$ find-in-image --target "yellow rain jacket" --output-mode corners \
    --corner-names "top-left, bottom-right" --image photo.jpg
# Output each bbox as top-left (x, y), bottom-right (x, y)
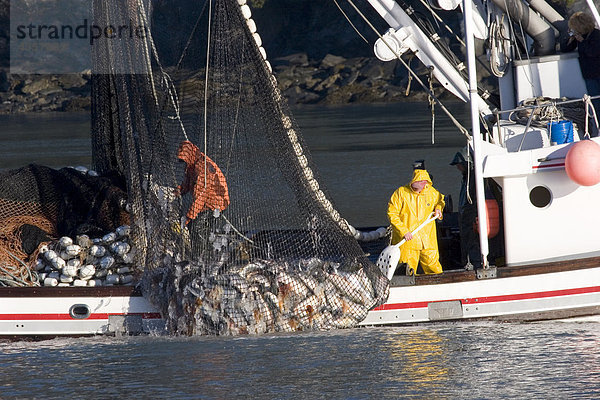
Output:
top-left (387, 169), bottom-right (445, 274)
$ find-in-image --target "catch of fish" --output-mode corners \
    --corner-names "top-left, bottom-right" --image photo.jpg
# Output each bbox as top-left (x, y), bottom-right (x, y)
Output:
top-left (142, 247), bottom-right (389, 335)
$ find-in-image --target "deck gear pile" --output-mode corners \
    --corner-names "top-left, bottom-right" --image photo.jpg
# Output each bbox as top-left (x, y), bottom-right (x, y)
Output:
top-left (89, 0), bottom-right (389, 334)
top-left (0, 165), bottom-right (129, 287)
top-left (34, 226), bottom-right (135, 287)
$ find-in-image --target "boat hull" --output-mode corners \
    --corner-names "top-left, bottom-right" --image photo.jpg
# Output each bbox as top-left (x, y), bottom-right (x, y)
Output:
top-left (361, 265), bottom-right (600, 326)
top-left (3, 264), bottom-right (599, 337)
top-left (0, 287), bottom-right (164, 338)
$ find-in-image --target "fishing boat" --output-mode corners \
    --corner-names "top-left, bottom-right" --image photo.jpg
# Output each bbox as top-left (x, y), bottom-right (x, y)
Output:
top-left (359, 0), bottom-right (600, 325)
top-left (2, 0), bottom-right (600, 338)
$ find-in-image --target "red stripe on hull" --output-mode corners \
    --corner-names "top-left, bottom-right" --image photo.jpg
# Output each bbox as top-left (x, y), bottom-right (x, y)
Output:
top-left (373, 286), bottom-right (600, 311)
top-left (0, 312), bottom-right (162, 321)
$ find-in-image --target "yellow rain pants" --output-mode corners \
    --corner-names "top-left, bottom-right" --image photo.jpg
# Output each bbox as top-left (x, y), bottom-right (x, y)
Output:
top-left (387, 169), bottom-right (445, 274)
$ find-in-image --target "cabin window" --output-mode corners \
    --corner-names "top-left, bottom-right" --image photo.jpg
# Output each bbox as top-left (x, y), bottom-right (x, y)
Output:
top-left (529, 186), bottom-right (552, 208)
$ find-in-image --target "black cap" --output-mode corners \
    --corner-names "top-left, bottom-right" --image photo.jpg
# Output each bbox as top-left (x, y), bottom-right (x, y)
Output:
top-left (412, 159), bottom-right (425, 170)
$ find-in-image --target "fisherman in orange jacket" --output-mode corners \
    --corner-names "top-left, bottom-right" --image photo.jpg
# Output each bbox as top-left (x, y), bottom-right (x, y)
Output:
top-left (176, 140), bottom-right (230, 224)
top-left (387, 168), bottom-right (445, 274)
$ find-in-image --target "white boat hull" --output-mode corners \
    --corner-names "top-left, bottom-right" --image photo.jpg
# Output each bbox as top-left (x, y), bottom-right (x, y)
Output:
top-left (2, 264), bottom-right (599, 338)
top-left (361, 266), bottom-right (600, 325)
top-left (0, 287), bottom-right (163, 337)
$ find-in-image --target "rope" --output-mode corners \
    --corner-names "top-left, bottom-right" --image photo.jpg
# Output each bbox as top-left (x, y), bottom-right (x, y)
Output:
top-left (174, 1), bottom-right (209, 69)
top-left (136, 0), bottom-right (159, 108)
top-left (402, 0), bottom-right (496, 95)
top-left (420, 0), bottom-right (466, 47)
top-left (163, 72), bottom-right (189, 141)
top-left (332, 0), bottom-right (369, 44)
top-left (203, 0), bottom-right (213, 189)
top-left (502, 0), bottom-right (535, 90)
top-left (405, 54), bottom-right (414, 96)
top-left (488, 15), bottom-right (510, 77)
top-left (221, 214), bottom-right (255, 245)
top-left (342, 0), bottom-right (470, 139)
top-left (136, 0), bottom-right (196, 141)
top-left (428, 67), bottom-right (436, 145)
top-left (584, 95), bottom-right (600, 138)
top-left (225, 38), bottom-right (245, 175)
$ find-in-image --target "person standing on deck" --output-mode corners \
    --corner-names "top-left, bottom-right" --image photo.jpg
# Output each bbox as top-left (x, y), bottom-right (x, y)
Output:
top-left (387, 168), bottom-right (445, 275)
top-left (564, 11), bottom-right (600, 132)
top-left (450, 149), bottom-right (481, 270)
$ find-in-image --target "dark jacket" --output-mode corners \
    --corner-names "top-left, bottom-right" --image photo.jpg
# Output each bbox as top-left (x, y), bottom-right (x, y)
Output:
top-left (565, 29), bottom-right (600, 79)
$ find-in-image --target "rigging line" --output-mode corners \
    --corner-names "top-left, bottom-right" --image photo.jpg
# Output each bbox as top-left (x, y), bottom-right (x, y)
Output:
top-left (225, 34), bottom-right (244, 175)
top-left (332, 0), bottom-right (369, 44)
top-left (500, 0), bottom-right (531, 80)
top-left (135, 1), bottom-right (159, 108)
top-left (175, 0), bottom-right (210, 70)
top-left (465, 144), bottom-right (473, 205)
top-left (425, 0), bottom-right (442, 29)
top-left (137, 2), bottom-right (187, 137)
top-left (221, 213), bottom-right (254, 244)
top-left (428, 67), bottom-right (435, 145)
top-left (136, 6), bottom-right (186, 131)
top-left (407, 4), bottom-right (494, 101)
top-left (405, 54), bottom-right (414, 96)
top-left (136, 0), bottom-right (189, 140)
top-left (418, 0), bottom-right (465, 47)
top-left (164, 0), bottom-right (209, 142)
top-left (516, 18), bottom-right (535, 89)
top-left (404, 6), bottom-right (463, 67)
top-left (342, 0), bottom-right (470, 138)
top-left (163, 72), bottom-right (189, 140)
top-left (500, 0), bottom-right (518, 55)
top-left (137, 1), bottom-right (212, 150)
top-left (417, 0), bottom-right (497, 80)
top-left (203, 0), bottom-right (213, 189)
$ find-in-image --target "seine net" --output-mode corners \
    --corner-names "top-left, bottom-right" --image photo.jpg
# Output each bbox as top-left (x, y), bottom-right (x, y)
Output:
top-left (91, 0), bottom-right (389, 335)
top-left (0, 164), bottom-right (129, 286)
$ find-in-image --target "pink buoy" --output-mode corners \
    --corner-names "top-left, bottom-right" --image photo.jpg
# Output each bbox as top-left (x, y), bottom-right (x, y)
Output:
top-left (565, 140), bottom-right (600, 186)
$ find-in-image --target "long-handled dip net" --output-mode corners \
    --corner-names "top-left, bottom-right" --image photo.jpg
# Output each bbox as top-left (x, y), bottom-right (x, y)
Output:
top-left (91, 0), bottom-right (389, 335)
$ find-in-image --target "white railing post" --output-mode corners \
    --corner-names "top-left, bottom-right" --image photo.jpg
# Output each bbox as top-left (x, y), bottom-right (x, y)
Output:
top-left (463, 0), bottom-right (490, 268)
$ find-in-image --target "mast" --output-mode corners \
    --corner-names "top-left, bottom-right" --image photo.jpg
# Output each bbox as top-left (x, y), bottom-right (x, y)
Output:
top-left (463, 0), bottom-right (489, 268)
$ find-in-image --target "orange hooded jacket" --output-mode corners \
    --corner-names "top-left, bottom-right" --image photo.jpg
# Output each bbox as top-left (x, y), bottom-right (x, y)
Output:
top-left (177, 140), bottom-right (230, 222)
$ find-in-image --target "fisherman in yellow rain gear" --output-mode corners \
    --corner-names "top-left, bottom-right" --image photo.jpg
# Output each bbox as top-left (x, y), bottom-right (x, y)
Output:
top-left (387, 168), bottom-right (445, 275)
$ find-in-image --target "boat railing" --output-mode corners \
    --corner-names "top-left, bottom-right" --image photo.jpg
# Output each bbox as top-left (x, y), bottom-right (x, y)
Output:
top-left (491, 94), bottom-right (600, 152)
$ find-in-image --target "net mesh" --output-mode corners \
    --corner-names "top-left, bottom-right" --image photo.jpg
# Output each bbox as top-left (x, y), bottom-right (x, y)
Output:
top-left (90, 0), bottom-right (388, 335)
top-left (0, 164), bottom-right (129, 286)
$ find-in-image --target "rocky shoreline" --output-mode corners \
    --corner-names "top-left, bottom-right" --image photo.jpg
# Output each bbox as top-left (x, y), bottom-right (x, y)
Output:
top-left (0, 52), bottom-right (451, 115)
top-left (0, 69), bottom-right (91, 114)
top-left (273, 53), bottom-right (448, 105)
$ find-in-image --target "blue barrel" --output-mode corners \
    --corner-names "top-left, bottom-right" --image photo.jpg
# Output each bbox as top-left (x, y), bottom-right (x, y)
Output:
top-left (548, 120), bottom-right (574, 145)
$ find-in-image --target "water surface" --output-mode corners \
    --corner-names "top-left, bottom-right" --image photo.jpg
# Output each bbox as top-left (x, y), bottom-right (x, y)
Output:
top-left (1, 322), bottom-right (599, 399)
